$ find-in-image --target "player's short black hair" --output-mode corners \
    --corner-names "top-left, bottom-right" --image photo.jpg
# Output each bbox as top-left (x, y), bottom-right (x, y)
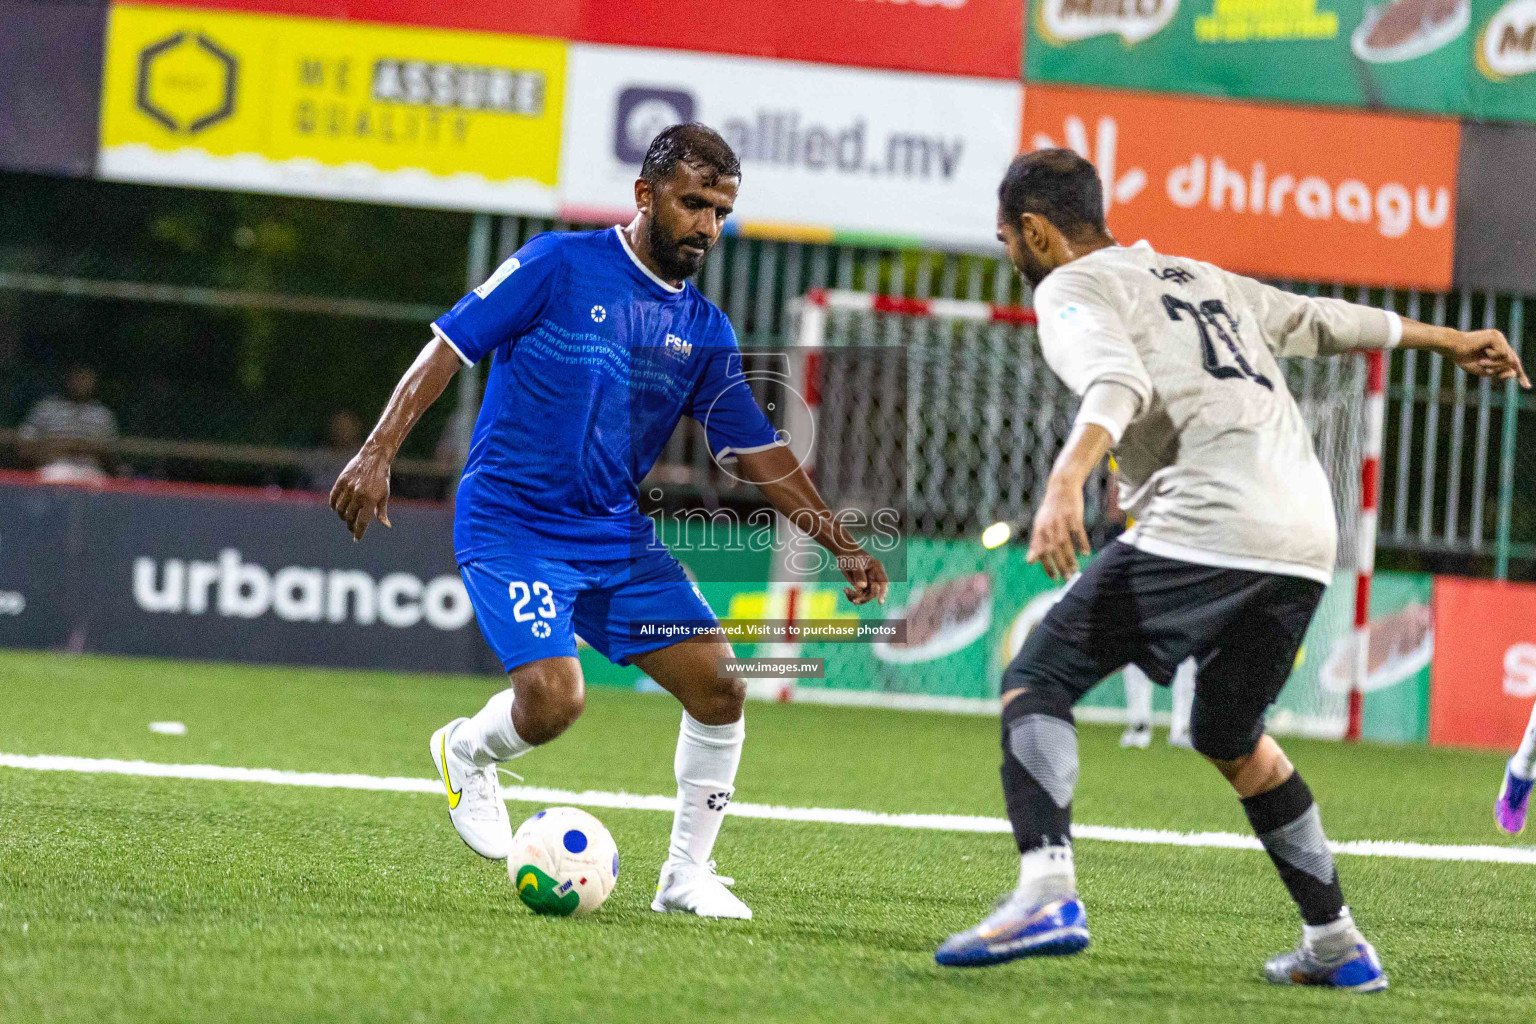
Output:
top-left (641, 123), bottom-right (742, 186)
top-left (998, 149), bottom-right (1106, 238)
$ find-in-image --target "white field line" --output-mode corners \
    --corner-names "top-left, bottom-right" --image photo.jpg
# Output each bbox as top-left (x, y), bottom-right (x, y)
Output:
top-left (4, 752), bottom-right (1534, 866)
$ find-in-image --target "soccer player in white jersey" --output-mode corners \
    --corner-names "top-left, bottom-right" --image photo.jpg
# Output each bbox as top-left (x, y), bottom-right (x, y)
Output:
top-left (330, 124), bottom-right (888, 920)
top-left (935, 149), bottom-right (1528, 987)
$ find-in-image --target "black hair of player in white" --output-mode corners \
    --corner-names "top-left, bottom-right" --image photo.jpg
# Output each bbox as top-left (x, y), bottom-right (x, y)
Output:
top-left (641, 123), bottom-right (742, 187)
top-left (997, 148), bottom-right (1105, 239)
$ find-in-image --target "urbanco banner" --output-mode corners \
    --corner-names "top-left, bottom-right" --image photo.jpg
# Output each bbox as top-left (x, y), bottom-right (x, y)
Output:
top-left (1021, 84), bottom-right (1460, 289)
top-left (0, 479), bottom-right (501, 675)
top-left (559, 44), bottom-right (1023, 249)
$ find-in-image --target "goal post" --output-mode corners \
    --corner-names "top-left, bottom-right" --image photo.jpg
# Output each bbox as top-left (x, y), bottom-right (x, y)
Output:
top-left (765, 288), bottom-right (1382, 740)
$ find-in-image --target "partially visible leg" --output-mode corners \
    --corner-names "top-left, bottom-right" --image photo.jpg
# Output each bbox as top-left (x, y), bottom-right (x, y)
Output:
top-left (452, 656), bottom-right (585, 764)
top-left (935, 607), bottom-right (1121, 966)
top-left (435, 554), bottom-right (586, 860)
top-left (1120, 663), bottom-right (1154, 748)
top-left (1496, 698), bottom-right (1536, 833)
top-left (1167, 658), bottom-right (1196, 749)
top-left (632, 632), bottom-right (752, 919)
top-left (1192, 579), bottom-right (1386, 992)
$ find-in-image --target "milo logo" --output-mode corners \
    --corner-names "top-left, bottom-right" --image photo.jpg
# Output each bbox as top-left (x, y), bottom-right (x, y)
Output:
top-left (1479, 0), bottom-right (1536, 79)
top-left (1037, 0), bottom-right (1179, 44)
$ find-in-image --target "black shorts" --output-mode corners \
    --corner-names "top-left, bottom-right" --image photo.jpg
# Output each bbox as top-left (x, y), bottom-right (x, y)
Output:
top-left (1001, 540), bottom-right (1325, 760)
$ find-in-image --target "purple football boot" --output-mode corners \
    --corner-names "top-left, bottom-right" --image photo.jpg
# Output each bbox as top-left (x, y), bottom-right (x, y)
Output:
top-left (1496, 760), bottom-right (1534, 835)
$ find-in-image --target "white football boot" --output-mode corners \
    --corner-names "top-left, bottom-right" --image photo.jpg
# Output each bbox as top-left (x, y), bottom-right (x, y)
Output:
top-left (652, 860), bottom-right (753, 920)
top-left (429, 718), bottom-right (513, 860)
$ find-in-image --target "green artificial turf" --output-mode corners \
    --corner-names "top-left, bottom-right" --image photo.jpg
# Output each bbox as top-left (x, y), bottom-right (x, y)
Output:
top-left (2, 650), bottom-right (1533, 1023)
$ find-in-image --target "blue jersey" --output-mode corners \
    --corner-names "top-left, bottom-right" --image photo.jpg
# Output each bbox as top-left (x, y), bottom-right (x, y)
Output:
top-left (433, 227), bottom-right (781, 562)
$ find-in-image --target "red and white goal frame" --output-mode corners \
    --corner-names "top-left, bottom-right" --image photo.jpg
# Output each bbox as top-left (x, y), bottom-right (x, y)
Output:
top-left (768, 289), bottom-right (1384, 740)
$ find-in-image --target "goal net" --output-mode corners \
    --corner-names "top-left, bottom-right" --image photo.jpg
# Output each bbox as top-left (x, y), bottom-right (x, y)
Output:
top-left (767, 289), bottom-right (1378, 739)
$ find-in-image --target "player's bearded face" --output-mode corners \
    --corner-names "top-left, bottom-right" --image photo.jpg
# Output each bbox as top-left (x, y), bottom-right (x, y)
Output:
top-left (645, 165), bottom-right (739, 281)
top-left (646, 210), bottom-right (715, 281)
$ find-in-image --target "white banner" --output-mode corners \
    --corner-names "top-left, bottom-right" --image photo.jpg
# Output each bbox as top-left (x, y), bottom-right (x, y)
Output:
top-left (559, 45), bottom-right (1021, 248)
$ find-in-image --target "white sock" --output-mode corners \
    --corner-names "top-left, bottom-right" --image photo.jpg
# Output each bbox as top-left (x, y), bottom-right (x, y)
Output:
top-left (1123, 664), bottom-right (1153, 730)
top-left (1016, 844), bottom-right (1076, 905)
top-left (450, 688), bottom-right (532, 767)
top-left (1303, 907), bottom-right (1361, 961)
top-left (667, 712), bottom-right (745, 867)
top-left (1170, 659), bottom-right (1196, 743)
top-left (1512, 703), bottom-right (1536, 780)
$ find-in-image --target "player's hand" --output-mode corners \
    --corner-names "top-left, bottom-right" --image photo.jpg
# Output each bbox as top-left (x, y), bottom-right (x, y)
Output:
top-left (838, 550), bottom-right (889, 606)
top-left (1028, 480), bottom-right (1090, 582)
top-left (329, 447), bottom-right (393, 541)
top-left (1450, 328), bottom-right (1531, 388)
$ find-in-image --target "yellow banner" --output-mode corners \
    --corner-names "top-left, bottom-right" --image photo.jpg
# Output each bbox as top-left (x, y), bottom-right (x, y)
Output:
top-left (100, 4), bottom-right (565, 210)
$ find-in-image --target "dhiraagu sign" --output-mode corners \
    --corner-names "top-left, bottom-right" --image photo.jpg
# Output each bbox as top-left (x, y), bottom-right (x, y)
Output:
top-left (98, 3), bottom-right (565, 212)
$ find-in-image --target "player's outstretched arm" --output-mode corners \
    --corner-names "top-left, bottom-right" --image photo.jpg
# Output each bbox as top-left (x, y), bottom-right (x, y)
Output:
top-left (733, 444), bottom-right (889, 606)
top-left (329, 337), bottom-right (462, 540)
top-left (1029, 422), bottom-right (1115, 582)
top-left (1397, 319), bottom-right (1531, 388)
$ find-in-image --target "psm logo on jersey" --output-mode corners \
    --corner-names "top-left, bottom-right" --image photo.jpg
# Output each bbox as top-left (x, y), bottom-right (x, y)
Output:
top-left (664, 333), bottom-right (693, 360)
top-left (591, 305), bottom-right (607, 323)
top-left (531, 621), bottom-right (551, 638)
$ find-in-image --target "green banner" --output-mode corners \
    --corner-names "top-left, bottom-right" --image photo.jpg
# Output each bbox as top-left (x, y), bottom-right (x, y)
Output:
top-left (578, 524), bottom-right (1432, 745)
top-left (1026, 0), bottom-right (1536, 122)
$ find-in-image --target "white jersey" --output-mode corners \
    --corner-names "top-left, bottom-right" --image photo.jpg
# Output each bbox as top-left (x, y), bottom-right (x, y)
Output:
top-left (1033, 241), bottom-right (1399, 584)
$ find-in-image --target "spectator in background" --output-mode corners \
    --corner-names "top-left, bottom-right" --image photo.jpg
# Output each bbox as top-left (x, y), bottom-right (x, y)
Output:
top-left (302, 408), bottom-right (365, 491)
top-left (19, 364), bottom-right (118, 482)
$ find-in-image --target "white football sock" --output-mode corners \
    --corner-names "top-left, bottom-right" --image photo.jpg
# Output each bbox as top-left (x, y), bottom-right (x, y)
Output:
top-left (1169, 658), bottom-right (1196, 744)
top-left (667, 711), bottom-right (745, 867)
top-left (450, 688), bottom-right (533, 767)
top-left (1123, 664), bottom-right (1153, 730)
top-left (1017, 844), bottom-right (1076, 906)
top-left (1512, 703), bottom-right (1536, 780)
top-left (1303, 906), bottom-right (1361, 961)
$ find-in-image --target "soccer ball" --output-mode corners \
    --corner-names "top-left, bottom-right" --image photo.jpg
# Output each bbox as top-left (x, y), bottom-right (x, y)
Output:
top-left (508, 806), bottom-right (618, 917)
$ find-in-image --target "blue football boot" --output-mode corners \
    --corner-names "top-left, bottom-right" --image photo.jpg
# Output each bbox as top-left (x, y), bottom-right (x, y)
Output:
top-left (1263, 940), bottom-right (1388, 992)
top-left (935, 892), bottom-right (1089, 967)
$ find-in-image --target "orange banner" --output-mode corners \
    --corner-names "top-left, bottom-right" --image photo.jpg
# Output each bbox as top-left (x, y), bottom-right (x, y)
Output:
top-left (1021, 85), bottom-right (1461, 290)
top-left (1429, 577), bottom-right (1536, 750)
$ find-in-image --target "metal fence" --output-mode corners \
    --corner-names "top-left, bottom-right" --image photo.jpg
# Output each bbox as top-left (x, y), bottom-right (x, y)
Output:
top-left (4, 211), bottom-right (1531, 576)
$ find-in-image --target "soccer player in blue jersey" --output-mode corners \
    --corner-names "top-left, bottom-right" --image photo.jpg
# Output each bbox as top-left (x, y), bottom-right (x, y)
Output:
top-left (330, 124), bottom-right (888, 919)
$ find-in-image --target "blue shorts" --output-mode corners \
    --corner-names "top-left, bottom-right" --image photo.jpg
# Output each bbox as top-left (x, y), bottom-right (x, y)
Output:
top-left (460, 546), bottom-right (718, 673)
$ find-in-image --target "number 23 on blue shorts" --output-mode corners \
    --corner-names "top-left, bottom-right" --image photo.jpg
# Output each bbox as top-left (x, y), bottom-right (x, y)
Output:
top-left (458, 548), bottom-right (716, 672)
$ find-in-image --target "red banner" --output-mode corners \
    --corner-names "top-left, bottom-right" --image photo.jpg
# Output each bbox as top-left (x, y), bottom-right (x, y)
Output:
top-left (1020, 84), bottom-right (1461, 290)
top-left (147, 0), bottom-right (1024, 78)
top-left (1429, 577), bottom-right (1536, 751)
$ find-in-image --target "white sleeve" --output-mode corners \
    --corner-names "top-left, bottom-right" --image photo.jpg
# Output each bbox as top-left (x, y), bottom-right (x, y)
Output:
top-left (1073, 380), bottom-right (1142, 443)
top-left (1226, 272), bottom-right (1401, 358)
top-left (1034, 266), bottom-right (1154, 407)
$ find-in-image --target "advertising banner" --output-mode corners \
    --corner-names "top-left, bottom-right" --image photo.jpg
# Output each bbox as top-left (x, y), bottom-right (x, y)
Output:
top-left (97, 3), bottom-right (566, 213)
top-left (560, 45), bottom-right (1023, 248)
top-left (0, 479), bottom-right (501, 675)
top-left (0, 0), bottom-right (107, 178)
top-left (1026, 0), bottom-right (1536, 122)
top-left (152, 0), bottom-right (1025, 79)
top-left (1429, 576), bottom-right (1536, 750)
top-left (1021, 84), bottom-right (1459, 289)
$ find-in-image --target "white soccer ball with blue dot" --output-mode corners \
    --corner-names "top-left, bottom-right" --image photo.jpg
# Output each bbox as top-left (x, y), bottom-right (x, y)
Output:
top-left (508, 806), bottom-right (618, 917)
